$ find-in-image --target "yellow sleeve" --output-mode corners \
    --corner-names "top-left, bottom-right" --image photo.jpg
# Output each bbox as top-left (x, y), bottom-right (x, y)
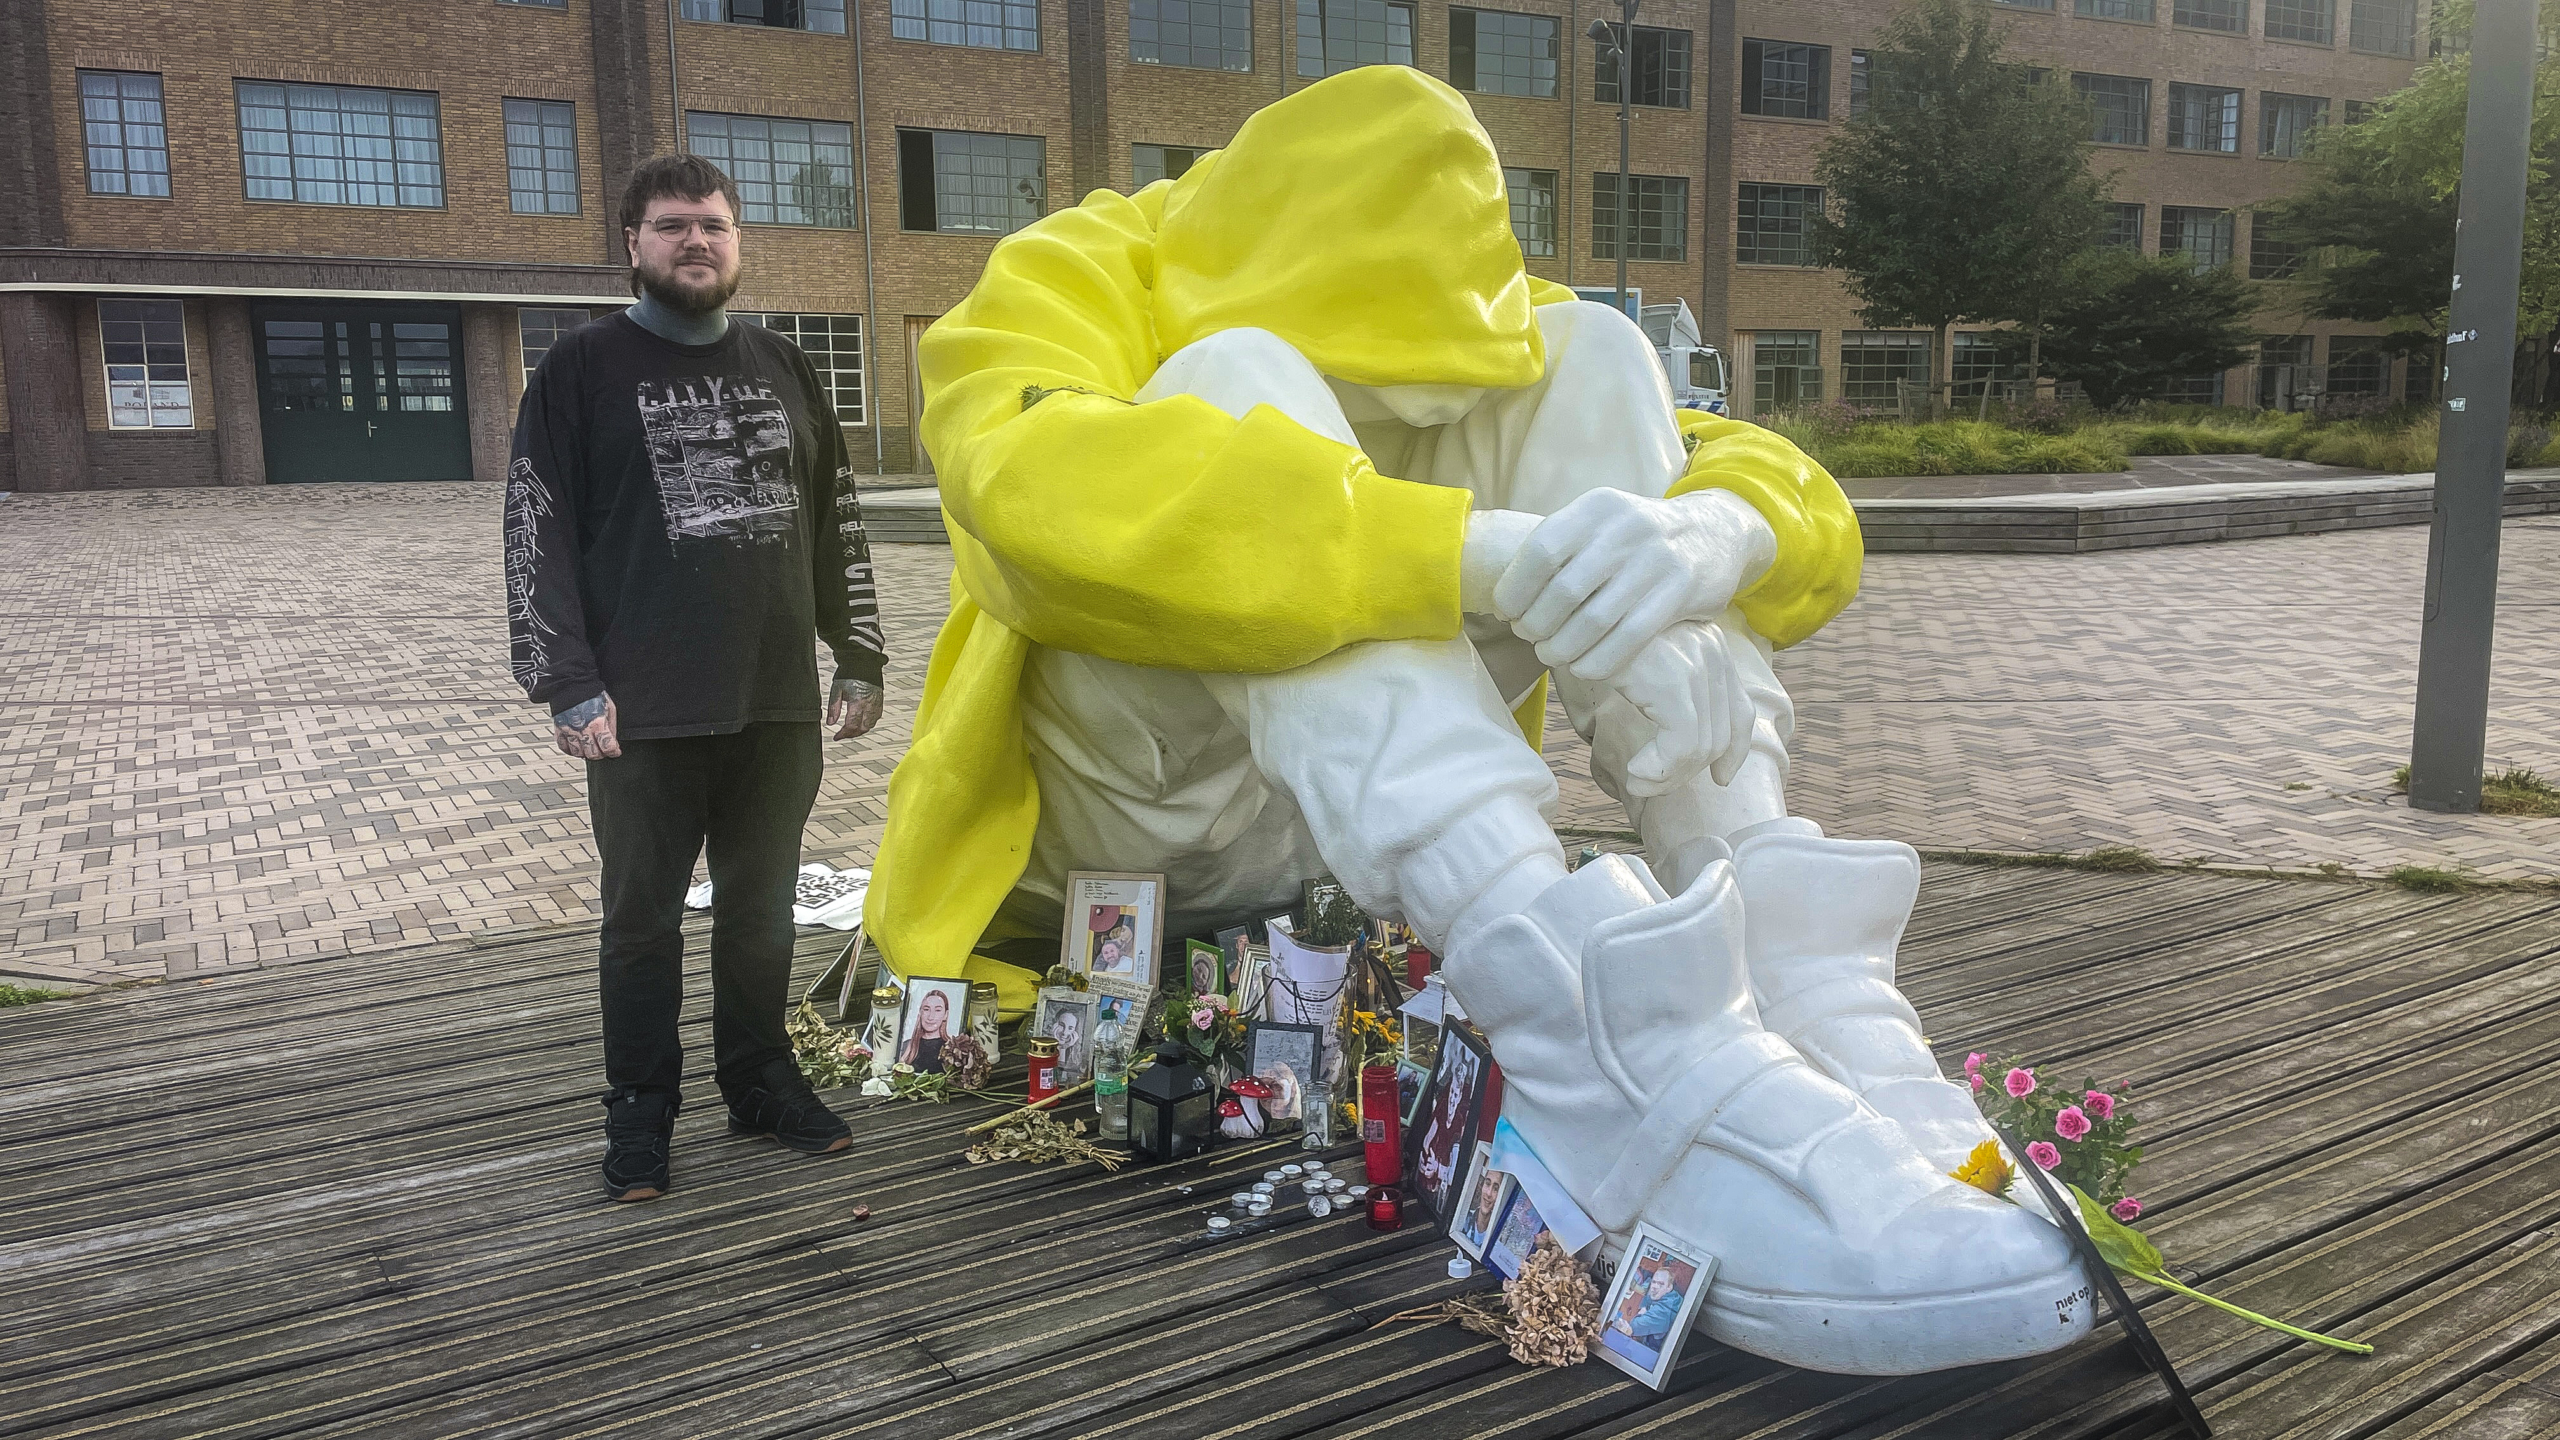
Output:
top-left (918, 187), bottom-right (1472, 675)
top-left (1666, 411), bottom-right (1862, 647)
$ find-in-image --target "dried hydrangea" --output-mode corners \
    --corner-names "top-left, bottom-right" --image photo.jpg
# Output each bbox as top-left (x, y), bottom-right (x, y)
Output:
top-left (1501, 1235), bottom-right (1601, 1368)
top-left (939, 1033), bottom-right (990, 1090)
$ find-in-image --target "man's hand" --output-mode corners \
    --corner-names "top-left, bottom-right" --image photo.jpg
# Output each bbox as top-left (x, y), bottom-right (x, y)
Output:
top-left (1595, 621), bottom-right (1758, 797)
top-left (554, 693), bottom-right (622, 760)
top-left (828, 676), bottom-right (884, 740)
top-left (1493, 489), bottom-right (1778, 683)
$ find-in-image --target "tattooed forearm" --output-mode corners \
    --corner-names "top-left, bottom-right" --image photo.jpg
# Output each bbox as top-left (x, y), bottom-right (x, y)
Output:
top-left (556, 695), bottom-right (608, 729)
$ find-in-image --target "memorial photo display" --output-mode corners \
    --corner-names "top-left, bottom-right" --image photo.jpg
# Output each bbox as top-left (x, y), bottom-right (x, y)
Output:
top-left (1404, 1022), bottom-right (1492, 1221)
top-left (1062, 871), bottom-right (1165, 993)
top-left (1593, 1222), bottom-right (1716, 1390)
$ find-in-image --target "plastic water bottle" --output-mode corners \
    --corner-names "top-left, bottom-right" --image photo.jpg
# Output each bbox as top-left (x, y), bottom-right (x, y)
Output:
top-left (1093, 1016), bottom-right (1129, 1140)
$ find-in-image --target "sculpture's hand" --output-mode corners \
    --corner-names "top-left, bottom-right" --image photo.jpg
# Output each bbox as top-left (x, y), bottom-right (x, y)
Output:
top-left (554, 692), bottom-right (622, 760)
top-left (1594, 621), bottom-right (1759, 797)
top-left (1493, 489), bottom-right (1776, 683)
top-left (828, 676), bottom-right (885, 740)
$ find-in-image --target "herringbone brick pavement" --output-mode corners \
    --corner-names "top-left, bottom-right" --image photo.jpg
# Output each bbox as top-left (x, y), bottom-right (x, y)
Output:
top-left (2, 486), bottom-right (2552, 987)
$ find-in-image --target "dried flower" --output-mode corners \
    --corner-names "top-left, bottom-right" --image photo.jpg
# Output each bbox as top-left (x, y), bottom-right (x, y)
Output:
top-left (967, 1109), bottom-right (1125, 1171)
top-left (1501, 1234), bottom-right (1601, 1367)
top-left (1949, 1138), bottom-right (2013, 1197)
top-left (2111, 1196), bottom-right (2143, 1222)
top-left (2084, 1090), bottom-right (2116, 1121)
top-left (2004, 1068), bottom-right (2037, 1098)
top-left (2055, 1106), bottom-right (2092, 1142)
top-left (938, 1033), bottom-right (990, 1090)
top-left (2027, 1141), bottom-right (2062, 1170)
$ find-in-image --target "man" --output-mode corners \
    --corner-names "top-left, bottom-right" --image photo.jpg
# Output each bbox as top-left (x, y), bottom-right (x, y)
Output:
top-left (505, 154), bottom-right (887, 1203)
top-left (864, 69), bottom-right (2087, 1375)
top-left (1616, 1264), bottom-right (1686, 1353)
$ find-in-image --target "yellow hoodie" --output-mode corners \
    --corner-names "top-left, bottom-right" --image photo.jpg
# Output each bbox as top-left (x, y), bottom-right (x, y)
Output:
top-left (868, 68), bottom-right (1861, 1013)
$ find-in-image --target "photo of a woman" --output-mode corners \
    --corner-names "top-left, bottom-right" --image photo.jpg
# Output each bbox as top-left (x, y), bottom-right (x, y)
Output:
top-left (1048, 1005), bottom-right (1088, 1081)
top-left (897, 980), bottom-right (969, 1071)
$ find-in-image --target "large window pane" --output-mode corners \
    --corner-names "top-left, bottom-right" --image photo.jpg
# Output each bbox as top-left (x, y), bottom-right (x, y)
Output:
top-left (736, 312), bottom-right (867, 423)
top-left (2166, 82), bottom-right (2241, 152)
top-left (2100, 201), bottom-right (2146, 250)
top-left (1741, 40), bottom-right (1830, 120)
top-left (2073, 73), bottom-right (2150, 145)
top-left (2173, 0), bottom-right (2247, 28)
top-left (504, 99), bottom-right (580, 214)
top-left (687, 112), bottom-right (857, 227)
top-left (1591, 173), bottom-right (1687, 261)
top-left (685, 0), bottom-right (848, 34)
top-left (2327, 341), bottom-right (2388, 395)
top-left (518, 308), bottom-right (592, 383)
top-left (99, 299), bottom-right (192, 428)
top-left (1505, 166), bottom-right (1556, 256)
top-left (2161, 205), bottom-right (2234, 270)
top-left (2266, 0), bottom-right (2334, 42)
top-left (236, 82), bottom-right (444, 208)
top-left (1840, 331), bottom-right (1931, 405)
top-left (2260, 92), bottom-right (2327, 157)
top-left (1752, 331), bottom-right (1822, 410)
top-left (2076, 0), bottom-right (2153, 19)
top-left (1132, 0), bottom-right (1253, 71)
top-left (1736, 182), bottom-right (1820, 266)
top-left (79, 71), bottom-right (170, 198)
top-left (897, 128), bottom-right (1046, 235)
top-left (1952, 332), bottom-right (2027, 393)
top-left (1296, 0), bottom-right (1415, 76)
top-left (891, 0), bottom-right (1038, 49)
top-left (1594, 23), bottom-right (1691, 107)
top-left (1451, 8), bottom-right (1559, 98)
top-left (1133, 143), bottom-right (1206, 187)
top-left (2350, 0), bottom-right (2416, 54)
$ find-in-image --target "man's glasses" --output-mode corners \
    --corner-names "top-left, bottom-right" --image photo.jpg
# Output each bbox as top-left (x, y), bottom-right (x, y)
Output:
top-left (645, 216), bottom-right (736, 241)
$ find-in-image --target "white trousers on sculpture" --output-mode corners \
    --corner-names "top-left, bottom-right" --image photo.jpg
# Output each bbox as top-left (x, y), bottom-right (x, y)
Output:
top-left (999, 302), bottom-right (1797, 952)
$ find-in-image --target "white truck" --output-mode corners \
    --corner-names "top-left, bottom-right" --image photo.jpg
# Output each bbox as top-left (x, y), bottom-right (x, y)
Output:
top-left (1568, 287), bottom-right (1732, 416)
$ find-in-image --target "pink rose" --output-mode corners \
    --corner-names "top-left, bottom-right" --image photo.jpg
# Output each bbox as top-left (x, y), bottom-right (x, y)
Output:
top-left (2054, 1106), bottom-right (2091, 1141)
top-left (1190, 1006), bottom-right (1216, 1031)
top-left (2026, 1141), bottom-right (2061, 1170)
top-left (2084, 1091), bottom-right (2116, 1120)
top-left (2004, 1067), bottom-right (2037, 1098)
top-left (1963, 1052), bottom-right (1987, 1076)
top-left (1970, 1072), bottom-right (1986, 1091)
top-left (2111, 1197), bottom-right (2142, 1222)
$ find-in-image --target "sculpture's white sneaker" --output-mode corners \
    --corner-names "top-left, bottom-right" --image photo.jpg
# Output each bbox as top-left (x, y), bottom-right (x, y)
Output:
top-left (1730, 830), bottom-right (2012, 1181)
top-left (1449, 853), bottom-right (2092, 1375)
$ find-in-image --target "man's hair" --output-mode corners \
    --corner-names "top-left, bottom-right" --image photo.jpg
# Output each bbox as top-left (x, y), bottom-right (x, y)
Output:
top-left (619, 153), bottom-right (742, 233)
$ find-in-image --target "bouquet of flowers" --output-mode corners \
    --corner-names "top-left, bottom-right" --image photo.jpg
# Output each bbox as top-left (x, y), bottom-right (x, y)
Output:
top-left (1152, 987), bottom-right (1248, 1073)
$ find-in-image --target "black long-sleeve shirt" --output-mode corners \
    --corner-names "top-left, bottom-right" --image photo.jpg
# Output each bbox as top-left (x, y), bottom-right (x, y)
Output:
top-left (504, 313), bottom-right (885, 738)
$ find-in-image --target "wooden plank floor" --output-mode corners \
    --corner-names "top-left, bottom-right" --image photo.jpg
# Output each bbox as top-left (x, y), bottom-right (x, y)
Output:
top-left (6, 863), bottom-right (2560, 1440)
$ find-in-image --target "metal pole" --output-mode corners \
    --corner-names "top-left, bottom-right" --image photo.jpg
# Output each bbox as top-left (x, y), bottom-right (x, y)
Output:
top-left (1615, 0), bottom-right (1637, 316)
top-left (2407, 0), bottom-right (2537, 813)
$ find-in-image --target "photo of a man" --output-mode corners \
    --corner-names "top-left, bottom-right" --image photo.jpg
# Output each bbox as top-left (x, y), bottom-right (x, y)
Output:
top-left (1600, 1241), bottom-right (1702, 1375)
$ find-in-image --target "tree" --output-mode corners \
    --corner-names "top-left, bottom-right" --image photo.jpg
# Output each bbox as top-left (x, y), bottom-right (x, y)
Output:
top-left (2037, 251), bottom-right (2258, 410)
top-left (2260, 0), bottom-right (2560, 404)
top-left (1808, 0), bottom-right (2110, 414)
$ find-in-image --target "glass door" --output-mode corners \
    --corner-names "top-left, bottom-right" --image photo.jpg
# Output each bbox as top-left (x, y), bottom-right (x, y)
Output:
top-left (252, 302), bottom-right (473, 482)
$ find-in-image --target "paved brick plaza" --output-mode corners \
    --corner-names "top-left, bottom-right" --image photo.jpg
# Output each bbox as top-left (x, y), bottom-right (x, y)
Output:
top-left (3, 483), bottom-right (2553, 988)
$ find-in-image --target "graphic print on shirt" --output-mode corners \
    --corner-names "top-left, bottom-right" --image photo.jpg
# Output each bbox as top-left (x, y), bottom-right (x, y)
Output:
top-left (504, 455), bottom-right (557, 691)
top-left (636, 376), bottom-right (800, 543)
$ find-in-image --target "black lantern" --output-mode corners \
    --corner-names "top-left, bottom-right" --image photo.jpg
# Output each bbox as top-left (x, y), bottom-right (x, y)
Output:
top-left (1128, 1042), bottom-right (1217, 1162)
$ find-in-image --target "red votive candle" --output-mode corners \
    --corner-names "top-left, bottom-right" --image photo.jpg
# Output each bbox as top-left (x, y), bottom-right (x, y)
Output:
top-left (1404, 942), bottom-right (1432, 991)
top-left (1360, 1063), bottom-right (1403, 1186)
top-left (1367, 1186), bottom-right (1403, 1231)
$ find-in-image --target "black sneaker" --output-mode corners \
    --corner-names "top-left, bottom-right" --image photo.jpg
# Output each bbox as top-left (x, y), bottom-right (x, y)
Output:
top-left (601, 1088), bottom-right (677, 1202)
top-left (725, 1059), bottom-right (854, 1155)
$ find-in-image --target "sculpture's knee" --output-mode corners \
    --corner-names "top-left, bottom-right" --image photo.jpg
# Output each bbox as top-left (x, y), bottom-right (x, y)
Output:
top-left (1139, 327), bottom-right (1355, 444)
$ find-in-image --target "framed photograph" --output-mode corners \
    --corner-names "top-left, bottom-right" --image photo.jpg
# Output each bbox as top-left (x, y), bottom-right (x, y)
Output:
top-left (1395, 1059), bottom-right (1431, 1128)
top-left (1404, 1021), bottom-right (1492, 1221)
top-left (1092, 989), bottom-right (1144, 1037)
top-left (1595, 1224), bottom-right (1718, 1391)
top-left (894, 975), bottom-right (972, 1074)
top-left (1481, 1173), bottom-right (1547, 1281)
top-left (1243, 1020), bottom-right (1323, 1122)
top-left (1031, 986), bottom-right (1100, 1085)
top-left (1063, 871), bottom-right (1165, 991)
top-left (1184, 938), bottom-right (1225, 999)
top-left (1448, 1150), bottom-right (1507, 1261)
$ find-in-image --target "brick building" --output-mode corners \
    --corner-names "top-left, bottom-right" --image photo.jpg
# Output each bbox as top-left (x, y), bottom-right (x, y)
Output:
top-left (0, 0), bottom-right (2422, 492)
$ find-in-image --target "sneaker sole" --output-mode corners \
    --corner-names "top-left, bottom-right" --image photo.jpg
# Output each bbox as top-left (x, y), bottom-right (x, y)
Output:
top-left (604, 1182), bottom-right (665, 1202)
top-left (727, 1118), bottom-right (853, 1155)
top-left (1699, 1260), bottom-right (2096, 1375)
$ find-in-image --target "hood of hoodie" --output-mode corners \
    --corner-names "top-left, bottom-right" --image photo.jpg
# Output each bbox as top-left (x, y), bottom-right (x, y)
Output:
top-left (1148, 66), bottom-right (1546, 391)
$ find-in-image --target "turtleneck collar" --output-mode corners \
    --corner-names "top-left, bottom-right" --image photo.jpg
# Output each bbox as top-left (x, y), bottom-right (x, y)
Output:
top-left (626, 291), bottom-right (729, 347)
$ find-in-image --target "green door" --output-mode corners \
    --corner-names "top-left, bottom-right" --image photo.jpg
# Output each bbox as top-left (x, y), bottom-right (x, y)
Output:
top-left (253, 303), bottom-right (473, 482)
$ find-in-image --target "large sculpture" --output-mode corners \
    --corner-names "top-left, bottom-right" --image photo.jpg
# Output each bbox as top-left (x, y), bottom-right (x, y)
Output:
top-left (867, 67), bottom-right (2091, 1374)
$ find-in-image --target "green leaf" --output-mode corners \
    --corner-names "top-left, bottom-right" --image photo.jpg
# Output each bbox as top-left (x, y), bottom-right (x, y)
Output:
top-left (2070, 1183), bottom-right (2164, 1274)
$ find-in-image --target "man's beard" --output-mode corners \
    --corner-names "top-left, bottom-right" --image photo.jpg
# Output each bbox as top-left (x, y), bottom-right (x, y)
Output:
top-left (631, 254), bottom-right (740, 314)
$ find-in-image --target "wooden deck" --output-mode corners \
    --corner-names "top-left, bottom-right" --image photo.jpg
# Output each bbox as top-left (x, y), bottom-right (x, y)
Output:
top-left (5, 862), bottom-right (2559, 1440)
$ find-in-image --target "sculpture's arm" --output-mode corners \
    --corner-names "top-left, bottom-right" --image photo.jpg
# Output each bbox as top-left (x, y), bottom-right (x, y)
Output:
top-left (1664, 412), bottom-right (1863, 649)
top-left (920, 187), bottom-right (1473, 675)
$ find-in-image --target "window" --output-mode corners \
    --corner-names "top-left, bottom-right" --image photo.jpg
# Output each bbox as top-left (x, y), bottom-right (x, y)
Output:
top-left (2404, 349), bottom-right (2433, 402)
top-left (1849, 51), bottom-right (1870, 118)
top-left (2161, 205), bottom-right (2234, 270)
top-left (2260, 93), bottom-right (2327, 157)
top-left (1594, 23), bottom-right (1691, 108)
top-left (2350, 0), bottom-right (2416, 54)
top-left (1451, 9), bottom-right (1559, 97)
top-left (1502, 167), bottom-right (1557, 256)
top-left (736, 313), bottom-right (866, 423)
top-left (388, 321), bottom-right (457, 412)
top-left (2101, 201), bottom-right (2146, 249)
top-left (237, 82), bottom-right (444, 207)
top-left (1133, 143), bottom-right (1206, 187)
top-left (1591, 173), bottom-right (1686, 261)
top-left (1752, 332), bottom-right (1822, 410)
top-left (898, 129), bottom-right (1046, 234)
top-left (2174, 0), bottom-right (2246, 25)
top-left (2328, 341), bottom-right (2388, 395)
top-left (2257, 334), bottom-right (2312, 407)
top-left (687, 113), bottom-right (857, 227)
top-left (99, 300), bottom-right (192, 428)
top-left (79, 72), bottom-right (170, 198)
top-left (1952, 332), bottom-right (2025, 393)
top-left (1840, 332), bottom-right (1931, 405)
top-left (1742, 40), bottom-right (1830, 119)
top-left (499, 0), bottom-right (568, 7)
top-left (2159, 371), bottom-right (2224, 404)
top-left (2076, 0), bottom-right (2153, 19)
top-left (1993, 0), bottom-right (2055, 10)
top-left (2074, 74), bottom-right (2150, 145)
top-left (2265, 0), bottom-right (2333, 41)
top-left (518, 308), bottom-right (591, 383)
top-left (2343, 97), bottom-right (2377, 124)
top-left (1132, 0), bottom-right (1253, 71)
top-left (2248, 217), bottom-right (2304, 277)
top-left (683, 0), bottom-right (848, 35)
top-left (503, 99), bottom-right (579, 214)
top-left (1736, 182), bottom-right (1821, 266)
top-left (889, 0), bottom-right (1033, 48)
top-left (2167, 83), bottom-right (2241, 152)
top-left (1297, 0), bottom-right (1415, 76)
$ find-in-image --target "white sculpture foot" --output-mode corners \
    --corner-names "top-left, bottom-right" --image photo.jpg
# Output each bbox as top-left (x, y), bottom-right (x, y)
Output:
top-left (1449, 853), bottom-right (2092, 1375)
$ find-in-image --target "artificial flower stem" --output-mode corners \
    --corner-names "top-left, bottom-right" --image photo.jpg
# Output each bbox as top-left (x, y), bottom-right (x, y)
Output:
top-left (2127, 1269), bottom-right (2375, 1355)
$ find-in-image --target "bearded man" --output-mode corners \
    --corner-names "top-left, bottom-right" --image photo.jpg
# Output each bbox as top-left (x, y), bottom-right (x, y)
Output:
top-left (504, 154), bottom-right (889, 1203)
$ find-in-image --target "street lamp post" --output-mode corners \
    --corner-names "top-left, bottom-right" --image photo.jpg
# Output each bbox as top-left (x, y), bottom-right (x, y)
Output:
top-left (1588, 4), bottom-right (1640, 319)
